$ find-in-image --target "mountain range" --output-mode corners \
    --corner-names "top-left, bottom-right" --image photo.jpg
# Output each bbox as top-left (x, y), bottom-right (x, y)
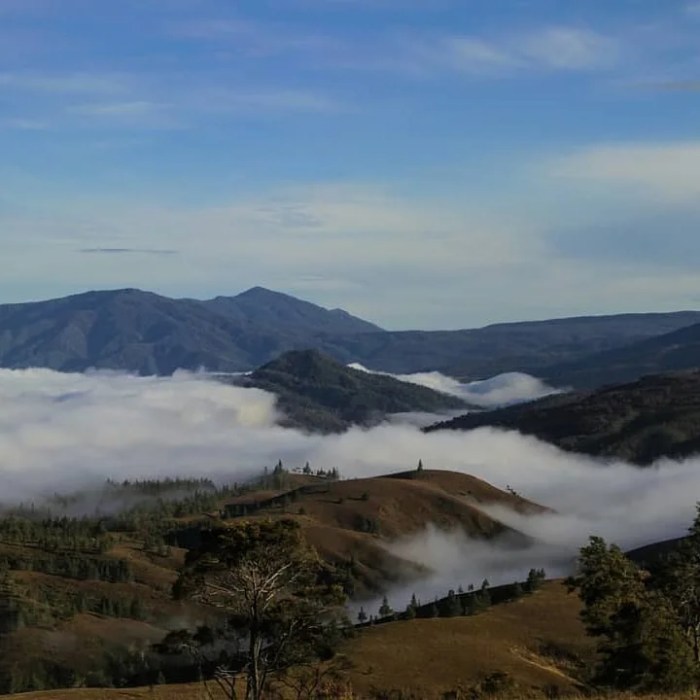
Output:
top-left (2, 287), bottom-right (700, 385)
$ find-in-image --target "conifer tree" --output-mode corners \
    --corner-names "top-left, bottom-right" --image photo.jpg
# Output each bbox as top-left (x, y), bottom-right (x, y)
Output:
top-left (378, 596), bottom-right (393, 618)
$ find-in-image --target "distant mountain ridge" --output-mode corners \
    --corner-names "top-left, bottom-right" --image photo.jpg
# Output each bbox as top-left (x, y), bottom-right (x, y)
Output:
top-left (542, 320), bottom-right (700, 389)
top-left (197, 286), bottom-right (382, 336)
top-left (1, 287), bottom-right (700, 382)
top-left (0, 287), bottom-right (380, 376)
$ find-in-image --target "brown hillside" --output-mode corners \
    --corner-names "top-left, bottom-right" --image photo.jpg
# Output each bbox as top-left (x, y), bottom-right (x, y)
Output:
top-left (0, 469), bottom-right (548, 695)
top-left (344, 581), bottom-right (593, 698)
top-left (240, 469), bottom-right (543, 540)
top-left (224, 469), bottom-right (545, 596)
top-left (6, 583), bottom-right (594, 700)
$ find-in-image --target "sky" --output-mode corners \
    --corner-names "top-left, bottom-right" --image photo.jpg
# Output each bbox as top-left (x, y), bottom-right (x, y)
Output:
top-left (1, 0), bottom-right (699, 329)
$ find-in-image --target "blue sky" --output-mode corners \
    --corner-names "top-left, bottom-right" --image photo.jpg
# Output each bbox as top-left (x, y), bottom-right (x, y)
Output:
top-left (1, 0), bottom-right (700, 329)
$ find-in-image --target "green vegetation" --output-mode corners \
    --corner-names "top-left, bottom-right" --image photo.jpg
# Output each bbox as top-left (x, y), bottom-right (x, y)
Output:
top-left (569, 505), bottom-right (700, 693)
top-left (0, 477), bottom-right (250, 694)
top-left (242, 350), bottom-right (467, 433)
top-left (169, 519), bottom-right (349, 700)
top-left (428, 370), bottom-right (700, 465)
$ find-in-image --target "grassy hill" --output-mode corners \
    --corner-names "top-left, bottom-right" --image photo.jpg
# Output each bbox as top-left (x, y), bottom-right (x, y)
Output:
top-left (221, 468), bottom-right (543, 596)
top-left (1, 582), bottom-right (593, 699)
top-left (427, 370), bottom-right (700, 465)
top-left (0, 468), bottom-right (545, 694)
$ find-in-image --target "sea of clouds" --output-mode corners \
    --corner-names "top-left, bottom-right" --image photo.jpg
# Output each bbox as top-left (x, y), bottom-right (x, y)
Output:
top-left (1, 367), bottom-right (697, 609)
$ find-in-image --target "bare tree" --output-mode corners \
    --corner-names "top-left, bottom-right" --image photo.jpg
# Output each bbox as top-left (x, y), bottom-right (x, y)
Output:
top-left (173, 519), bottom-right (347, 700)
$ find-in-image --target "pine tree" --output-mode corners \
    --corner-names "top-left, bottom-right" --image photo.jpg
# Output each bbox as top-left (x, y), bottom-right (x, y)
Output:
top-left (570, 535), bottom-right (696, 692)
top-left (442, 591), bottom-right (462, 617)
top-left (378, 596), bottom-right (393, 618)
top-left (357, 606), bottom-right (367, 624)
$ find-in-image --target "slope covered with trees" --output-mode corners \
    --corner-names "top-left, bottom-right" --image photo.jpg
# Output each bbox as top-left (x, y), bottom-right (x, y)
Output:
top-left (543, 321), bottom-right (700, 389)
top-left (427, 370), bottom-right (700, 465)
top-left (241, 350), bottom-right (468, 432)
top-left (569, 506), bottom-right (700, 693)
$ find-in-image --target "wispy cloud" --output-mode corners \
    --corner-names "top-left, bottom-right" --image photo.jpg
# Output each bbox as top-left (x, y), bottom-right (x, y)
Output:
top-left (200, 88), bottom-right (345, 114)
top-left (79, 248), bottom-right (179, 256)
top-left (0, 69), bottom-right (343, 130)
top-left (416, 26), bottom-right (619, 77)
top-left (0, 71), bottom-right (130, 95)
top-left (644, 80), bottom-right (700, 92)
top-left (550, 141), bottom-right (700, 202)
top-left (168, 16), bottom-right (336, 56)
top-left (520, 27), bottom-right (617, 70)
top-left (0, 117), bottom-right (49, 130)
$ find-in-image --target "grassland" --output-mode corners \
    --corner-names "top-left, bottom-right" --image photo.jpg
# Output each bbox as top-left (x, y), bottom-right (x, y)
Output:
top-left (0, 469), bottom-right (559, 696)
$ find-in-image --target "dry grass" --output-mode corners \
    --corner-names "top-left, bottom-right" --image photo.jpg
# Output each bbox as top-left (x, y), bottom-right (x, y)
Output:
top-left (6, 684), bottom-right (227, 699)
top-left (342, 580), bottom-right (594, 699)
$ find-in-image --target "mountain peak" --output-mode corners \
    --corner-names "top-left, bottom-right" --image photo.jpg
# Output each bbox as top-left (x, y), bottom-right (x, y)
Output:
top-left (204, 287), bottom-right (383, 335)
top-left (234, 286), bottom-right (289, 300)
top-left (255, 348), bottom-right (338, 378)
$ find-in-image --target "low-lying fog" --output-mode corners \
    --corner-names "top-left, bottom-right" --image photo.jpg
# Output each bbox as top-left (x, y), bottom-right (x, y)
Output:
top-left (0, 367), bottom-right (696, 611)
top-left (349, 363), bottom-right (560, 407)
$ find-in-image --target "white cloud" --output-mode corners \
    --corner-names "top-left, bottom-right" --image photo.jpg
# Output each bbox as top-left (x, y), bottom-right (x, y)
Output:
top-left (521, 27), bottom-right (618, 70)
top-left (349, 365), bottom-right (560, 407)
top-left (387, 25), bottom-right (619, 78)
top-left (169, 16), bottom-right (337, 58)
top-left (550, 141), bottom-right (700, 202)
top-left (0, 71), bottom-right (130, 95)
top-left (2, 368), bottom-right (700, 609)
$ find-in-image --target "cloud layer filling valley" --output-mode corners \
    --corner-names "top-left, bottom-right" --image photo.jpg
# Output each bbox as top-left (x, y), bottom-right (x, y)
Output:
top-left (1, 368), bottom-right (698, 606)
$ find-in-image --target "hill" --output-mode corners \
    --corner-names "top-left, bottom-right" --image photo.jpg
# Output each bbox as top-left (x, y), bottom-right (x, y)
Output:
top-left (222, 468), bottom-right (544, 595)
top-left (543, 321), bottom-right (700, 390)
top-left (0, 467), bottom-right (546, 694)
top-left (1, 287), bottom-right (699, 379)
top-left (3, 582), bottom-right (594, 699)
top-left (426, 370), bottom-right (700, 465)
top-left (239, 350), bottom-right (468, 431)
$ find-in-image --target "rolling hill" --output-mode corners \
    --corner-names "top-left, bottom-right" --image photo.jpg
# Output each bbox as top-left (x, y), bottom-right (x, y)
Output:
top-left (1, 581), bottom-right (594, 700)
top-left (238, 349), bottom-right (468, 432)
top-left (0, 467), bottom-right (546, 694)
top-left (426, 370), bottom-right (700, 465)
top-left (1, 287), bottom-right (699, 379)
